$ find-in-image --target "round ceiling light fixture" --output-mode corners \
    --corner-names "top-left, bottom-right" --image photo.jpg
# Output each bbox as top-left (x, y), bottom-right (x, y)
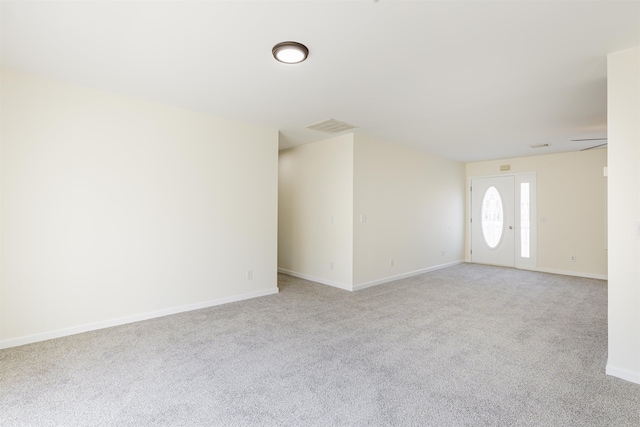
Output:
top-left (272, 41), bottom-right (309, 64)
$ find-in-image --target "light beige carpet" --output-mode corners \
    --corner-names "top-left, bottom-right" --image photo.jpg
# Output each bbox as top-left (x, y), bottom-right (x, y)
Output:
top-left (1, 263), bottom-right (639, 426)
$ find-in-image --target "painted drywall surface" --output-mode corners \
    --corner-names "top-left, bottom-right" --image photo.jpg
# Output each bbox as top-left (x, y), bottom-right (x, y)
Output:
top-left (0, 70), bottom-right (278, 342)
top-left (607, 46), bottom-right (640, 383)
top-left (352, 134), bottom-right (465, 286)
top-left (466, 149), bottom-right (608, 278)
top-left (278, 135), bottom-right (354, 289)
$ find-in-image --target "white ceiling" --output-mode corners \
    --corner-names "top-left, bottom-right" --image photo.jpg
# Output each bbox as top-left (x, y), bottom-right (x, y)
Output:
top-left (2, 1), bottom-right (639, 162)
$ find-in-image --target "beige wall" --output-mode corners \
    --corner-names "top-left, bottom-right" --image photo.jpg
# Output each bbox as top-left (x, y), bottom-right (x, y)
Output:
top-left (607, 46), bottom-right (640, 384)
top-left (466, 149), bottom-right (608, 279)
top-left (278, 133), bottom-right (465, 290)
top-left (0, 70), bottom-right (279, 347)
top-left (278, 135), bottom-right (354, 289)
top-left (351, 134), bottom-right (466, 288)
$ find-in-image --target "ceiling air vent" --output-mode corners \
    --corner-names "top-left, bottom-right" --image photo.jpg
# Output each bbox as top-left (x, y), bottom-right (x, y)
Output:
top-left (306, 119), bottom-right (358, 134)
top-left (530, 143), bottom-right (550, 149)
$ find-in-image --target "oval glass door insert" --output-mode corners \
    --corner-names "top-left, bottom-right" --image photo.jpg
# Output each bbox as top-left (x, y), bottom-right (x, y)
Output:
top-left (481, 186), bottom-right (504, 248)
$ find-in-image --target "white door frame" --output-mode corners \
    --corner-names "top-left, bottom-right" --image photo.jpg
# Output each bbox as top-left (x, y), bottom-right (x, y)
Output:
top-left (466, 172), bottom-right (537, 270)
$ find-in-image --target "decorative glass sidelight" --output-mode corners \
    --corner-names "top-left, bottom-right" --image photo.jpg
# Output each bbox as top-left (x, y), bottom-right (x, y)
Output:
top-left (520, 182), bottom-right (531, 258)
top-left (481, 186), bottom-right (504, 249)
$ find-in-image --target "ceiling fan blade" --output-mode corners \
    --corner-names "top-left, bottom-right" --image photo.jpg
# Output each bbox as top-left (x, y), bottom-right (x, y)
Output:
top-left (572, 138), bottom-right (608, 142)
top-left (580, 143), bottom-right (608, 151)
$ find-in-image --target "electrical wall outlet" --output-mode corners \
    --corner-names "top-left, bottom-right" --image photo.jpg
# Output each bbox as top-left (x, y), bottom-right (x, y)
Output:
top-left (390, 258), bottom-right (394, 267)
top-left (570, 256), bottom-right (576, 262)
top-left (246, 270), bottom-right (253, 280)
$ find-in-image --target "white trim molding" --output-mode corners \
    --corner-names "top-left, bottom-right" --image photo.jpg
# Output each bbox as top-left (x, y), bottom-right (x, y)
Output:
top-left (353, 260), bottom-right (464, 291)
top-left (279, 261), bottom-right (465, 292)
top-left (0, 287), bottom-right (279, 350)
top-left (606, 363), bottom-right (640, 385)
top-left (277, 268), bottom-right (353, 291)
top-left (535, 267), bottom-right (607, 281)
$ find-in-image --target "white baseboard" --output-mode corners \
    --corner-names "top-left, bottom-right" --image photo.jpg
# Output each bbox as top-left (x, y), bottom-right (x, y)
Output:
top-left (606, 363), bottom-right (640, 385)
top-left (535, 267), bottom-right (607, 281)
top-left (278, 261), bottom-right (465, 292)
top-left (277, 268), bottom-right (353, 291)
top-left (0, 287), bottom-right (279, 350)
top-left (353, 260), bottom-right (465, 291)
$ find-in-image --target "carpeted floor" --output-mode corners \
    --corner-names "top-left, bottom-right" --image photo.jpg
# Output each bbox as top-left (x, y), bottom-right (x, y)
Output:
top-left (1, 263), bottom-right (639, 426)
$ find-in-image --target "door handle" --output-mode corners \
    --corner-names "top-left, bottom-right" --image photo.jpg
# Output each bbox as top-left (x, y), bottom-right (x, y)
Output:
top-left (509, 226), bottom-right (513, 229)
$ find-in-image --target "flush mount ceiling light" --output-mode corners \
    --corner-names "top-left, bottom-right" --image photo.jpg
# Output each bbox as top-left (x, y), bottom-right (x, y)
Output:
top-left (272, 41), bottom-right (309, 64)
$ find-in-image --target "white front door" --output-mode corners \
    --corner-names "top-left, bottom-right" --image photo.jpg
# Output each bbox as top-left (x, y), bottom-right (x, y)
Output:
top-left (471, 176), bottom-right (515, 267)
